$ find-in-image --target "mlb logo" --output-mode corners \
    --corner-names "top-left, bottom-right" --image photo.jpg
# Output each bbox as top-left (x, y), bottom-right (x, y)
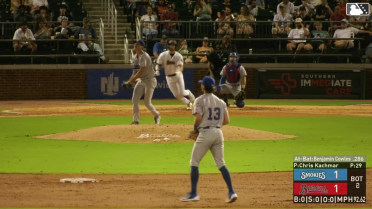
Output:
top-left (346, 3), bottom-right (370, 16)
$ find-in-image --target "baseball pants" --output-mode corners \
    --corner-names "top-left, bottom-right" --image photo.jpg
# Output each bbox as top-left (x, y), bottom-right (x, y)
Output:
top-left (220, 83), bottom-right (241, 97)
top-left (132, 78), bottom-right (159, 123)
top-left (166, 72), bottom-right (192, 104)
top-left (190, 128), bottom-right (226, 169)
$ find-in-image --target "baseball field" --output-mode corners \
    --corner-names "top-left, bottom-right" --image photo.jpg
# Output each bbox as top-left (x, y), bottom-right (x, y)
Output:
top-left (0, 99), bottom-right (372, 208)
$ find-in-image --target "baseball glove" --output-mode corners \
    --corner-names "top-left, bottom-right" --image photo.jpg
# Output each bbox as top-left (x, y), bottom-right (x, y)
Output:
top-left (122, 81), bottom-right (132, 89)
top-left (234, 90), bottom-right (246, 101)
top-left (188, 129), bottom-right (199, 140)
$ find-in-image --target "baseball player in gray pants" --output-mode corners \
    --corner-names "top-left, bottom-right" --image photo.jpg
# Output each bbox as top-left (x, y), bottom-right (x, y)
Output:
top-left (123, 40), bottom-right (160, 125)
top-left (181, 76), bottom-right (238, 203)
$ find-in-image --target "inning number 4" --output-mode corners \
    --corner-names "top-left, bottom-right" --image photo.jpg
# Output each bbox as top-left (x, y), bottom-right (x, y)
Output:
top-left (208, 107), bottom-right (221, 120)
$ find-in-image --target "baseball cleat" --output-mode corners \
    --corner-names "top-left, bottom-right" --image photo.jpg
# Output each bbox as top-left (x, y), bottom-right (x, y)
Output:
top-left (130, 121), bottom-right (139, 125)
top-left (226, 192), bottom-right (238, 203)
top-left (154, 115), bottom-right (161, 125)
top-left (180, 193), bottom-right (200, 202)
top-left (187, 102), bottom-right (193, 110)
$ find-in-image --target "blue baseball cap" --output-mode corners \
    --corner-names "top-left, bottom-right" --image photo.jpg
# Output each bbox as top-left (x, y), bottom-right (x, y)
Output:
top-left (136, 40), bottom-right (145, 46)
top-left (198, 76), bottom-right (215, 87)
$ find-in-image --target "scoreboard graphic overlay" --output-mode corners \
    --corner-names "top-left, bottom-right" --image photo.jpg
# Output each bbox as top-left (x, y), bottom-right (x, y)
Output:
top-left (293, 155), bottom-right (366, 203)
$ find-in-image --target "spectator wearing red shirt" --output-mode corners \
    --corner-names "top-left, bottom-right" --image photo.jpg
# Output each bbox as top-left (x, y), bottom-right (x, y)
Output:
top-left (156, 0), bottom-right (168, 16)
top-left (161, 4), bottom-right (179, 36)
top-left (337, 0), bottom-right (348, 17)
top-left (330, 5), bottom-right (346, 33)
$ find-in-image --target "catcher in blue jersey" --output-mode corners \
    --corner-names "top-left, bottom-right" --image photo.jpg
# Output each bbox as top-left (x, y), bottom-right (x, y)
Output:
top-left (217, 52), bottom-right (247, 108)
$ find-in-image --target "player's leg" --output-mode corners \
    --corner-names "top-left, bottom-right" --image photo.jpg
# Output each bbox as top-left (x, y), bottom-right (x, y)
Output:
top-left (175, 72), bottom-right (194, 109)
top-left (209, 129), bottom-right (237, 203)
top-left (144, 78), bottom-right (160, 124)
top-left (183, 130), bottom-right (213, 201)
top-left (219, 84), bottom-right (235, 106)
top-left (131, 81), bottom-right (145, 124)
top-left (166, 75), bottom-right (190, 105)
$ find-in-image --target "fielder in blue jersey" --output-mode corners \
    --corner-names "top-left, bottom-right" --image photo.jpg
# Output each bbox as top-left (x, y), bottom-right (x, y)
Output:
top-left (180, 76), bottom-right (238, 203)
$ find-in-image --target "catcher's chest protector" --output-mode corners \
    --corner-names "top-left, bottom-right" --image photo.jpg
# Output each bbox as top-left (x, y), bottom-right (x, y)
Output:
top-left (225, 63), bottom-right (241, 83)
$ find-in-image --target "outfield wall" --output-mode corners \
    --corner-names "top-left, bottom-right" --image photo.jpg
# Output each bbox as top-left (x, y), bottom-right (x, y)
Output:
top-left (0, 64), bottom-right (371, 100)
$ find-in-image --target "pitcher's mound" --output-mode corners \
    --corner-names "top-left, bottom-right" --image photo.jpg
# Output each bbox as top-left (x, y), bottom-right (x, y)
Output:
top-left (39, 124), bottom-right (296, 143)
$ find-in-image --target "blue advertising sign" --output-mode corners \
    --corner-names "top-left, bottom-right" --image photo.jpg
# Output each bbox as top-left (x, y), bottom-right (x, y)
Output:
top-left (87, 69), bottom-right (194, 99)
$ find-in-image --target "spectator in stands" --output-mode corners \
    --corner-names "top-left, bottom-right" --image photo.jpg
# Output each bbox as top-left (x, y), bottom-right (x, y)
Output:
top-left (245, 0), bottom-right (265, 9)
top-left (29, 0), bottom-right (48, 16)
top-left (177, 0), bottom-right (195, 21)
top-left (295, 0), bottom-right (315, 17)
top-left (13, 21), bottom-right (37, 54)
top-left (33, 6), bottom-right (52, 33)
top-left (161, 4), bottom-right (179, 36)
top-left (333, 19), bottom-right (372, 49)
top-left (217, 0), bottom-right (240, 14)
top-left (248, 0), bottom-right (258, 17)
top-left (195, 37), bottom-right (213, 63)
top-left (295, 6), bottom-right (312, 30)
top-left (140, 6), bottom-right (158, 39)
top-left (11, 0), bottom-right (30, 21)
top-left (53, 4), bottom-right (74, 28)
top-left (136, 0), bottom-right (150, 18)
top-left (287, 18), bottom-right (310, 53)
top-left (337, 0), bottom-right (347, 18)
top-left (236, 5), bottom-right (255, 37)
top-left (153, 35), bottom-right (169, 60)
top-left (194, 0), bottom-right (212, 21)
top-left (216, 6), bottom-right (235, 37)
top-left (277, 0), bottom-right (295, 17)
top-left (54, 17), bottom-right (74, 53)
top-left (34, 19), bottom-right (50, 39)
top-left (215, 34), bottom-right (237, 52)
top-left (314, 0), bottom-right (333, 22)
top-left (74, 18), bottom-right (109, 63)
top-left (14, 4), bottom-right (32, 22)
top-left (349, 16), bottom-right (368, 30)
top-left (365, 42), bottom-right (372, 63)
top-left (177, 39), bottom-right (193, 63)
top-left (306, 21), bottom-right (330, 52)
top-left (272, 5), bottom-right (292, 35)
top-left (156, 0), bottom-right (168, 16)
top-left (330, 6), bottom-right (346, 33)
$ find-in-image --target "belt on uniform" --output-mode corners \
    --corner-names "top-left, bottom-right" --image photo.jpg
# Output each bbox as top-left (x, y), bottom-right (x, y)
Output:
top-left (199, 126), bottom-right (220, 130)
top-left (167, 73), bottom-right (176, 77)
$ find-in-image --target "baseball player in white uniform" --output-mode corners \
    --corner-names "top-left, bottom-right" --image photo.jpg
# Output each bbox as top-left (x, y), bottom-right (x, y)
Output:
top-left (123, 40), bottom-right (160, 125)
top-left (181, 76), bottom-right (238, 203)
top-left (155, 39), bottom-right (195, 109)
top-left (218, 52), bottom-right (247, 107)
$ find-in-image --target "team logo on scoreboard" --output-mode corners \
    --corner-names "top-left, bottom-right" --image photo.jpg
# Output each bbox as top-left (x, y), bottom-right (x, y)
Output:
top-left (301, 171), bottom-right (326, 180)
top-left (268, 73), bottom-right (297, 95)
top-left (346, 3), bottom-right (370, 16)
top-left (299, 184), bottom-right (329, 195)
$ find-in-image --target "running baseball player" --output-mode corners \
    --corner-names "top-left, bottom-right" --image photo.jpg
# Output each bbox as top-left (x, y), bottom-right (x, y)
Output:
top-left (155, 39), bottom-right (195, 109)
top-left (122, 40), bottom-right (160, 125)
top-left (217, 52), bottom-right (247, 108)
top-left (181, 76), bottom-right (238, 203)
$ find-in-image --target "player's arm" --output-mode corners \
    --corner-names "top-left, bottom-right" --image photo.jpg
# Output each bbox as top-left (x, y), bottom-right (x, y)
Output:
top-left (193, 113), bottom-right (202, 128)
top-left (222, 110), bottom-right (230, 126)
top-left (128, 67), bottom-right (145, 84)
top-left (179, 63), bottom-right (184, 72)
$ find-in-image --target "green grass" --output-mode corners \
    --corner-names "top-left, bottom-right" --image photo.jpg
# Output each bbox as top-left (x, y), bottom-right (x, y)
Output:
top-left (0, 115), bottom-right (371, 174)
top-left (76, 99), bottom-right (372, 106)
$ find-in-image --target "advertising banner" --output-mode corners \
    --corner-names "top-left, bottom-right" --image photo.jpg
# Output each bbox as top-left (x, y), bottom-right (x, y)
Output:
top-left (258, 70), bottom-right (363, 99)
top-left (87, 69), bottom-right (194, 99)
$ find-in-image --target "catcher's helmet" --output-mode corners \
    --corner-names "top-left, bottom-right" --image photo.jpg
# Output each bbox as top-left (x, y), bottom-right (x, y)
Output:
top-left (229, 52), bottom-right (238, 57)
top-left (168, 39), bottom-right (177, 45)
top-left (235, 100), bottom-right (245, 108)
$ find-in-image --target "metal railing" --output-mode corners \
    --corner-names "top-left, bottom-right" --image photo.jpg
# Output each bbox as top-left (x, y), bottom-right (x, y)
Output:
top-left (136, 17), bottom-right (142, 41)
top-left (99, 18), bottom-right (105, 53)
top-left (102, 0), bottom-right (117, 44)
top-left (124, 34), bottom-right (132, 64)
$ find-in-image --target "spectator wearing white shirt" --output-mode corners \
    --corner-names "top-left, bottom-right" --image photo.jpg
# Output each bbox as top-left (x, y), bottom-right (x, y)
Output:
top-left (333, 19), bottom-right (372, 49)
top-left (13, 21), bottom-right (37, 53)
top-left (29, 0), bottom-right (48, 15)
top-left (277, 0), bottom-right (295, 16)
top-left (140, 6), bottom-right (158, 39)
top-left (272, 4), bottom-right (293, 35)
top-left (287, 18), bottom-right (310, 53)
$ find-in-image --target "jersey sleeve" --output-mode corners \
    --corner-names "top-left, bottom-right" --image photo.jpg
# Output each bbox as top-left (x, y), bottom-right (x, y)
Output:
top-left (157, 52), bottom-right (163, 65)
top-left (192, 98), bottom-right (203, 115)
top-left (239, 65), bottom-right (247, 77)
top-left (139, 55), bottom-right (147, 68)
top-left (177, 53), bottom-right (184, 66)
